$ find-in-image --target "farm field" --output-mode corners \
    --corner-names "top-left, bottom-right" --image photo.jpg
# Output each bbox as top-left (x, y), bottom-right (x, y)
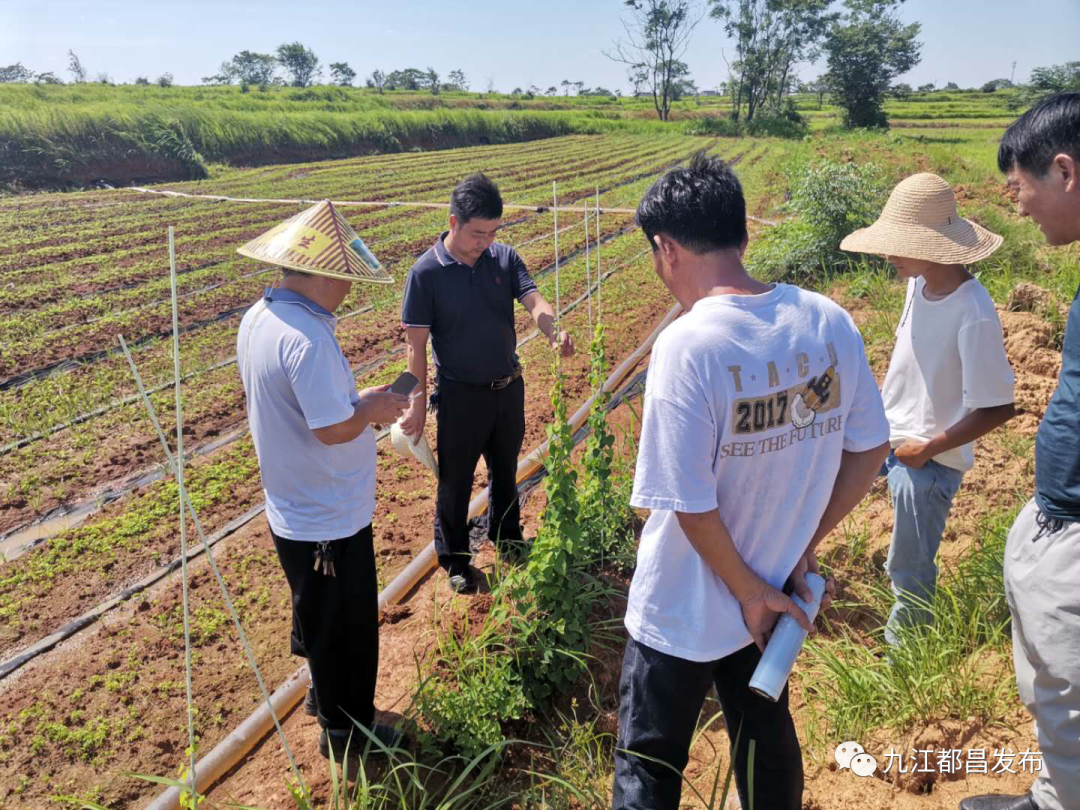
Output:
top-left (0, 81), bottom-right (1023, 187)
top-left (0, 101), bottom-right (1077, 809)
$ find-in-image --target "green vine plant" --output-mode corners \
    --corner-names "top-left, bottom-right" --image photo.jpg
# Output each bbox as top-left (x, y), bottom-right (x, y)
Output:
top-left (579, 324), bottom-right (621, 565)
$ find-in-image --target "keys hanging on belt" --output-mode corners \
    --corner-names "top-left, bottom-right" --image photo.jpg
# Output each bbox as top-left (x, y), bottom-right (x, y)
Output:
top-left (312, 542), bottom-right (337, 577)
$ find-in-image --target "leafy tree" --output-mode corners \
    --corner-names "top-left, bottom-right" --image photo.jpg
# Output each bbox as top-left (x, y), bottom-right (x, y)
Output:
top-left (157, 73), bottom-right (173, 88)
top-left (134, 75), bottom-right (151, 85)
top-left (35, 71), bottom-right (61, 84)
top-left (710, 0), bottom-right (836, 122)
top-left (807, 73), bottom-right (833, 107)
top-left (545, 85), bottom-right (557, 96)
top-left (823, 0), bottom-right (921, 128)
top-left (447, 69), bottom-right (469, 91)
top-left (425, 67), bottom-right (440, 94)
top-left (386, 68), bottom-right (425, 90)
top-left (368, 69), bottom-right (387, 93)
top-left (982, 78), bottom-right (1009, 92)
top-left (1011, 61), bottom-right (1080, 108)
top-left (944, 81), bottom-right (959, 90)
top-left (276, 41), bottom-right (321, 87)
top-left (0, 63), bottom-right (33, 83)
top-left (511, 86), bottom-right (523, 96)
top-left (890, 81), bottom-right (912, 99)
top-left (917, 82), bottom-right (934, 92)
top-left (212, 51), bottom-right (278, 87)
top-left (329, 61), bottom-right (356, 86)
top-left (95, 72), bottom-right (113, 84)
top-left (606, 0), bottom-right (703, 121)
top-left (67, 50), bottom-right (87, 83)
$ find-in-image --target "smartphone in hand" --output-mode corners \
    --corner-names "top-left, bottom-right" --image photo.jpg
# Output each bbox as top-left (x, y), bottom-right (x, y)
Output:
top-left (389, 371), bottom-right (420, 397)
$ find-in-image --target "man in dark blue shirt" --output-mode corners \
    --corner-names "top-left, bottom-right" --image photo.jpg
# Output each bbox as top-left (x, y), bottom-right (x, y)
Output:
top-left (961, 92), bottom-right (1080, 810)
top-left (400, 173), bottom-right (574, 593)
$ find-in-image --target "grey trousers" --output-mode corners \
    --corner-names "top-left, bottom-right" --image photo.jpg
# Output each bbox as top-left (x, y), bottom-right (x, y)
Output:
top-left (1004, 499), bottom-right (1080, 810)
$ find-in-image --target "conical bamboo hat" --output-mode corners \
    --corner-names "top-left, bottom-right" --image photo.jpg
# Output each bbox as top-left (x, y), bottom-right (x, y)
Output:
top-left (237, 200), bottom-right (393, 283)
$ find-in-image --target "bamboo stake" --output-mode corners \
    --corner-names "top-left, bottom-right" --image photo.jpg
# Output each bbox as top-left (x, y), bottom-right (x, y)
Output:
top-left (584, 198), bottom-right (592, 336)
top-left (552, 181), bottom-right (561, 370)
top-left (595, 185), bottom-right (602, 323)
top-left (170, 227), bottom-right (198, 802)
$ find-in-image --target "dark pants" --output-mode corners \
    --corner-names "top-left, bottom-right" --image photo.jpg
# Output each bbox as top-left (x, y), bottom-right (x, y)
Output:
top-left (434, 376), bottom-right (526, 575)
top-left (613, 637), bottom-right (803, 810)
top-left (271, 523), bottom-right (378, 731)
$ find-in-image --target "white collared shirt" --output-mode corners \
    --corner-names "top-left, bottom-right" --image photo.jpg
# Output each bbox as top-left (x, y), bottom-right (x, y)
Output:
top-left (237, 289), bottom-right (376, 541)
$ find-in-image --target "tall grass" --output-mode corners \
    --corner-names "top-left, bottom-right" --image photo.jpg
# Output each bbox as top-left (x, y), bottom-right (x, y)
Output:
top-left (800, 508), bottom-right (1019, 746)
top-left (0, 102), bottom-right (675, 188)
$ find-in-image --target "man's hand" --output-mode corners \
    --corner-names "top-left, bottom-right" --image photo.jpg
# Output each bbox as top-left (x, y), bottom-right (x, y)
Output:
top-left (894, 439), bottom-right (931, 468)
top-left (398, 394), bottom-right (427, 440)
top-left (357, 384), bottom-right (409, 425)
top-left (786, 549), bottom-right (836, 614)
top-left (549, 326), bottom-right (574, 358)
top-left (736, 577), bottom-right (813, 653)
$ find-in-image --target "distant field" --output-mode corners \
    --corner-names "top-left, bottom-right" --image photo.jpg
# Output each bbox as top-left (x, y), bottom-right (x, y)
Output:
top-left (1, 83), bottom-right (1078, 808)
top-left (0, 83), bottom-right (1025, 188)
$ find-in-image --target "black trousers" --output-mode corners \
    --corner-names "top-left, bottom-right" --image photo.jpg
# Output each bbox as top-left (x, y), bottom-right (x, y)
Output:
top-left (612, 637), bottom-right (803, 810)
top-left (434, 376), bottom-right (526, 575)
top-left (271, 523), bottom-right (378, 731)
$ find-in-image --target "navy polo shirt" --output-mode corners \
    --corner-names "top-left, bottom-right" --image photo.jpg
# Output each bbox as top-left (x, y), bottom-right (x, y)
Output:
top-left (401, 232), bottom-right (538, 383)
top-left (1035, 284), bottom-right (1080, 521)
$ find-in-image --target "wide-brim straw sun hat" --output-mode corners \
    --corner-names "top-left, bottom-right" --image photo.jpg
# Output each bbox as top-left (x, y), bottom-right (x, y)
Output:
top-left (840, 173), bottom-right (1002, 264)
top-left (237, 199), bottom-right (393, 283)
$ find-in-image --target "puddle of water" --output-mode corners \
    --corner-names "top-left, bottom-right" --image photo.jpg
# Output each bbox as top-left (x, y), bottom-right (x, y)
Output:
top-left (0, 502), bottom-right (100, 562)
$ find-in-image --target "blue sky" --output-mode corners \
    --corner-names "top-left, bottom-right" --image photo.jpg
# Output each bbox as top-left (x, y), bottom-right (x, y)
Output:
top-left (2, 0), bottom-right (1077, 91)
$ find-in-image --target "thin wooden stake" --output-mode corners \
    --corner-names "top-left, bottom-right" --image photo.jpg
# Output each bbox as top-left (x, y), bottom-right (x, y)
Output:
top-left (595, 184), bottom-right (602, 324)
top-left (552, 181), bottom-right (561, 369)
top-left (170, 227), bottom-right (198, 803)
top-left (584, 198), bottom-right (592, 336)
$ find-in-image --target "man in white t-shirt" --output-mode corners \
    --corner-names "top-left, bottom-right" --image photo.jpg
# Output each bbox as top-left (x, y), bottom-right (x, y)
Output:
top-left (841, 173), bottom-right (1015, 648)
top-left (235, 202), bottom-right (409, 766)
top-left (612, 153), bottom-right (891, 810)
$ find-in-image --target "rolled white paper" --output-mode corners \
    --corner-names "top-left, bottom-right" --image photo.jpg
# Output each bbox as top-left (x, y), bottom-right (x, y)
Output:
top-left (748, 572), bottom-right (826, 702)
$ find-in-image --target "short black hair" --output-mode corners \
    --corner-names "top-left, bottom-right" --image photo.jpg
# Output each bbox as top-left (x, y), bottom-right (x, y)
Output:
top-left (636, 152), bottom-right (748, 254)
top-left (450, 172), bottom-right (503, 223)
top-left (998, 91), bottom-right (1080, 175)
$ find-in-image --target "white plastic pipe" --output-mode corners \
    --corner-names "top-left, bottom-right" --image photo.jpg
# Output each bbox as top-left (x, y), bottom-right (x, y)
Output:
top-left (145, 302), bottom-right (683, 810)
top-left (748, 572), bottom-right (826, 701)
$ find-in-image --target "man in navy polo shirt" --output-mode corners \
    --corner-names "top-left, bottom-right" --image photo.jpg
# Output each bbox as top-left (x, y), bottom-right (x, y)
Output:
top-left (400, 173), bottom-right (574, 593)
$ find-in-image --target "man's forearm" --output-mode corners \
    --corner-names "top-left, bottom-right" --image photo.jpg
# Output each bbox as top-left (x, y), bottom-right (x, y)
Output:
top-left (407, 341), bottom-right (428, 397)
top-left (806, 441), bottom-right (891, 552)
top-left (314, 402), bottom-right (374, 445)
top-left (676, 509), bottom-right (764, 601)
top-left (924, 403), bottom-right (1015, 457)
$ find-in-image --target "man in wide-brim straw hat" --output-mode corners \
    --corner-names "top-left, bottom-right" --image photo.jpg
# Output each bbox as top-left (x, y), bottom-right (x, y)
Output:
top-left (235, 200), bottom-right (410, 767)
top-left (842, 174), bottom-right (1016, 653)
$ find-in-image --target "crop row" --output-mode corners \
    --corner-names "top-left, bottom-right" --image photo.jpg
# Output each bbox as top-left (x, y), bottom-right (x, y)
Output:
top-left (0, 138), bottom-right (731, 437)
top-left (0, 224), bottom-right (666, 667)
top-left (0, 215), bottom-right (677, 541)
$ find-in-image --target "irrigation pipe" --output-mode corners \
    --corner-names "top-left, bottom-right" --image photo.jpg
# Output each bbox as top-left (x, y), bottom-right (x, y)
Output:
top-left (145, 299), bottom-right (683, 810)
top-left (0, 247), bottom-right (658, 677)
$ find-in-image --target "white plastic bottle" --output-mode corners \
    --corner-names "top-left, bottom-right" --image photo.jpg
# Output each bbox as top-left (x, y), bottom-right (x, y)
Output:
top-left (748, 572), bottom-right (826, 701)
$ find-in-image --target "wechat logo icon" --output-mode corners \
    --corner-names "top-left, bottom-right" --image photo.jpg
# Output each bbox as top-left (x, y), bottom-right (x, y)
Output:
top-left (835, 741), bottom-right (878, 777)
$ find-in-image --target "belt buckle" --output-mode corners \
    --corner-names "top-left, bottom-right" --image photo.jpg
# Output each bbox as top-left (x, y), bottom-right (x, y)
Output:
top-left (491, 375), bottom-right (510, 390)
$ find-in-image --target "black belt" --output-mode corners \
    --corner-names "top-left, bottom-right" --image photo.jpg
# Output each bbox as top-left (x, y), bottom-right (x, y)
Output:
top-left (440, 366), bottom-right (522, 390)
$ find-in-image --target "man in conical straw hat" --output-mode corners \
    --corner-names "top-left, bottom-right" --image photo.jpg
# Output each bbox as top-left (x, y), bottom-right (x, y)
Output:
top-left (841, 175), bottom-right (1016, 652)
top-left (959, 92), bottom-right (1080, 810)
top-left (235, 200), bottom-right (410, 767)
